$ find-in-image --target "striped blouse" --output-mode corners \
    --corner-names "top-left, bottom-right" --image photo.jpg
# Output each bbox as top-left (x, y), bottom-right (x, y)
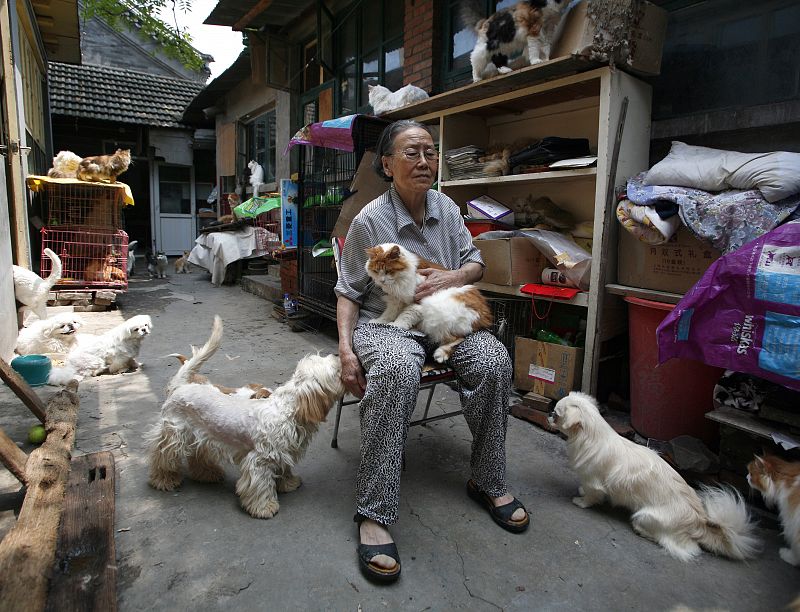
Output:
top-left (334, 184), bottom-right (484, 326)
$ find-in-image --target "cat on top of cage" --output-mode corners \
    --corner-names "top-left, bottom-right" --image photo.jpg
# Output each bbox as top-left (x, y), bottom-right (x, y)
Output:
top-left (77, 149), bottom-right (132, 183)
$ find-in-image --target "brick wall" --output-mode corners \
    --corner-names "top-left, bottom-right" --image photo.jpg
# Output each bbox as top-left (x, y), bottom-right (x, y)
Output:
top-left (403, 0), bottom-right (441, 93)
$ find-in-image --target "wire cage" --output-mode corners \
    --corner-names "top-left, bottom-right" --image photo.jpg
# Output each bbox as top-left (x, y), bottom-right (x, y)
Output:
top-left (297, 115), bottom-right (390, 319)
top-left (486, 295), bottom-right (533, 357)
top-left (40, 226), bottom-right (129, 290)
top-left (252, 208), bottom-right (282, 252)
top-left (36, 181), bottom-right (126, 229)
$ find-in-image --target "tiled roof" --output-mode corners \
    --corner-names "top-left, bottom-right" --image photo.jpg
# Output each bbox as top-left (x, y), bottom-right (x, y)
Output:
top-left (48, 62), bottom-right (206, 128)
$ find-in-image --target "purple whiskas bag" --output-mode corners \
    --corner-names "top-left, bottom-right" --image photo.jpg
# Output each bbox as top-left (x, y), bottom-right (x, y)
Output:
top-left (657, 220), bottom-right (800, 391)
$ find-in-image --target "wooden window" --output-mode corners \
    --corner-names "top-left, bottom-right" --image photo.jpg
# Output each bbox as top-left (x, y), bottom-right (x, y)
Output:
top-left (244, 110), bottom-right (277, 184)
top-left (333, 1), bottom-right (406, 114)
top-left (441, 1), bottom-right (515, 91)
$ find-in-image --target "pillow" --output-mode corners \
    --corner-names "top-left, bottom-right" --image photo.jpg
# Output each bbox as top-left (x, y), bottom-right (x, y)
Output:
top-left (644, 141), bottom-right (800, 203)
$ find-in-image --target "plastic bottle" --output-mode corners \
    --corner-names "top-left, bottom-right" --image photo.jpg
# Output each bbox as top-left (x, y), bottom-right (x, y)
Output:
top-left (283, 293), bottom-right (294, 316)
top-left (535, 328), bottom-right (572, 346)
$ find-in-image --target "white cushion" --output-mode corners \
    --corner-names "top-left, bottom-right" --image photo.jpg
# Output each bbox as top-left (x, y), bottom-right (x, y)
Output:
top-left (644, 141), bottom-right (800, 203)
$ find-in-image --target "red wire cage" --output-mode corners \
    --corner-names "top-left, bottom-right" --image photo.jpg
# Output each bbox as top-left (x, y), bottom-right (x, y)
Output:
top-left (40, 226), bottom-right (129, 290)
top-left (252, 208), bottom-right (283, 253)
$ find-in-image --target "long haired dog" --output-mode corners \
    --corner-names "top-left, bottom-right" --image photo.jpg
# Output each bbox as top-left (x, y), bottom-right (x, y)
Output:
top-left (549, 392), bottom-right (760, 561)
top-left (48, 314), bottom-right (153, 384)
top-left (147, 316), bottom-right (345, 519)
top-left (16, 313), bottom-right (85, 355)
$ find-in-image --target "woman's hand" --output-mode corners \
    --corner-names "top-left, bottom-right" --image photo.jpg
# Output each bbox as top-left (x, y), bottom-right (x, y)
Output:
top-left (340, 349), bottom-right (366, 399)
top-left (414, 268), bottom-right (465, 301)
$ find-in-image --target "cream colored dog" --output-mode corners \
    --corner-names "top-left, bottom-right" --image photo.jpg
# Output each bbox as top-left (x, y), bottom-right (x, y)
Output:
top-left (48, 314), bottom-right (153, 384)
top-left (147, 316), bottom-right (345, 519)
top-left (15, 312), bottom-right (85, 355)
top-left (549, 392), bottom-right (760, 561)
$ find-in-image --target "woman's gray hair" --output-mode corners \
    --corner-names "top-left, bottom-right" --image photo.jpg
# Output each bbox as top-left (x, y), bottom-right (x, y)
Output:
top-left (372, 120), bottom-right (431, 182)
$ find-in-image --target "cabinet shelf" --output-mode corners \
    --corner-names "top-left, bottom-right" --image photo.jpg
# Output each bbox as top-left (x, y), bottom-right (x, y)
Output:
top-left (477, 282), bottom-right (589, 307)
top-left (414, 66), bottom-right (653, 397)
top-left (441, 167), bottom-right (596, 188)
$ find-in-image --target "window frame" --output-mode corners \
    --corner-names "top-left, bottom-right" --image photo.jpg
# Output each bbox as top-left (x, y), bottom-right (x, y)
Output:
top-left (241, 109), bottom-right (277, 185)
top-left (440, 1), bottom-right (517, 91)
top-left (333, 1), bottom-right (405, 116)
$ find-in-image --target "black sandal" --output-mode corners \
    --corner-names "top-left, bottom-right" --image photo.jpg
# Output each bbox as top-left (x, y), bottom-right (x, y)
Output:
top-left (354, 514), bottom-right (401, 584)
top-left (467, 479), bottom-right (530, 533)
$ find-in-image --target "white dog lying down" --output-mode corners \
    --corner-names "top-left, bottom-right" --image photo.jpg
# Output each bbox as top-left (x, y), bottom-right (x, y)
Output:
top-left (15, 313), bottom-right (85, 355)
top-left (48, 314), bottom-right (153, 384)
top-left (549, 392), bottom-right (761, 561)
top-left (147, 316), bottom-right (345, 519)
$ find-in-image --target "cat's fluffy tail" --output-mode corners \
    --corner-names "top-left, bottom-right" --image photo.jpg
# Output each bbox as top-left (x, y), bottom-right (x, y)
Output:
top-left (698, 485), bottom-right (761, 560)
top-left (166, 315), bottom-right (222, 396)
top-left (459, 0), bottom-right (484, 30)
top-left (42, 248), bottom-right (62, 290)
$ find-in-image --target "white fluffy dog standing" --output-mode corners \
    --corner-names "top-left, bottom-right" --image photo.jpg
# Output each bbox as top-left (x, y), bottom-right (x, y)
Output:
top-left (48, 314), bottom-right (153, 384)
top-left (147, 316), bottom-right (345, 519)
top-left (15, 313), bottom-right (85, 355)
top-left (549, 392), bottom-right (760, 561)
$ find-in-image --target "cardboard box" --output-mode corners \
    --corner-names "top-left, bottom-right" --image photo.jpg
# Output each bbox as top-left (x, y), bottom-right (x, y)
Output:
top-left (475, 237), bottom-right (548, 285)
top-left (467, 195), bottom-right (515, 225)
top-left (514, 337), bottom-right (584, 400)
top-left (617, 227), bottom-right (722, 295)
top-left (332, 151), bottom-right (387, 239)
top-left (552, 0), bottom-right (668, 77)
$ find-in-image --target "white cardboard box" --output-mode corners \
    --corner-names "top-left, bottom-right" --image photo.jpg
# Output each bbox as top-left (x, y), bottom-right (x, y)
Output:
top-left (467, 196), bottom-right (515, 225)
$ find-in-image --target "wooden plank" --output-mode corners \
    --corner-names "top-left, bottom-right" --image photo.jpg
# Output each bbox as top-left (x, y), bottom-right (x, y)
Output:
top-left (384, 56), bottom-right (600, 120)
top-left (0, 357), bottom-right (47, 423)
top-left (605, 283), bottom-right (683, 305)
top-left (440, 167), bottom-right (596, 188)
top-left (0, 383), bottom-right (79, 612)
top-left (46, 452), bottom-right (116, 612)
top-left (477, 282), bottom-right (589, 307)
top-left (0, 426), bottom-right (28, 483)
top-left (706, 408), bottom-right (800, 443)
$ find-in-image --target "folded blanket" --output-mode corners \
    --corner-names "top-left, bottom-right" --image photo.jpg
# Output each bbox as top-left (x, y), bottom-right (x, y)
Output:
top-left (616, 199), bottom-right (680, 245)
top-left (627, 172), bottom-right (800, 253)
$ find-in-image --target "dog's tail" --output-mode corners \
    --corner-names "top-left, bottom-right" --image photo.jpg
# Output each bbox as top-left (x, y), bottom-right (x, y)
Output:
top-left (166, 315), bottom-right (222, 396)
top-left (698, 485), bottom-right (761, 560)
top-left (459, 0), bottom-right (484, 30)
top-left (42, 248), bottom-right (62, 291)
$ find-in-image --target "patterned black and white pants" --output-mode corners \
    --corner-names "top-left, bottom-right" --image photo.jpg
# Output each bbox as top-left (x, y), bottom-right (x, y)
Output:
top-left (351, 322), bottom-right (512, 525)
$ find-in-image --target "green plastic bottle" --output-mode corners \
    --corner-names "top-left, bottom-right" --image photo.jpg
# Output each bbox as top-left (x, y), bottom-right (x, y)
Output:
top-left (535, 329), bottom-right (571, 346)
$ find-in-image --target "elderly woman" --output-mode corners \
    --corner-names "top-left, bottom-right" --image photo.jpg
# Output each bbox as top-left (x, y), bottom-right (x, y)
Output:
top-left (335, 120), bottom-right (528, 584)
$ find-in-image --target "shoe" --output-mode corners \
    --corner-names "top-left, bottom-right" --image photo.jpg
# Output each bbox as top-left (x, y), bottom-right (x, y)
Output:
top-left (354, 515), bottom-right (401, 584)
top-left (466, 479), bottom-right (530, 533)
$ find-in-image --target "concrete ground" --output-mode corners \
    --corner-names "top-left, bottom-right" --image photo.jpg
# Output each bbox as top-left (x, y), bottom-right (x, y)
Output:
top-left (1, 269), bottom-right (798, 611)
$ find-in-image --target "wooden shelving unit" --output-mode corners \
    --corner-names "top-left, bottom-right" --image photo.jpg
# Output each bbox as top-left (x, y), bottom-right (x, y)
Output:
top-left (389, 66), bottom-right (653, 396)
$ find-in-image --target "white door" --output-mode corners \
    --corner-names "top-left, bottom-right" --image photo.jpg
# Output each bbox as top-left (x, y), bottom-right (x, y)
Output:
top-left (155, 163), bottom-right (195, 255)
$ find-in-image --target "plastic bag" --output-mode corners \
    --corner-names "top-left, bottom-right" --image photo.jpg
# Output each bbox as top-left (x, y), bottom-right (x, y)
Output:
top-left (477, 229), bottom-right (592, 290)
top-left (657, 220), bottom-right (800, 391)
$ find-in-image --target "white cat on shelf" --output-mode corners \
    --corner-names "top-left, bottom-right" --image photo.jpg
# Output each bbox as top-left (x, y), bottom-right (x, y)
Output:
top-left (368, 84), bottom-right (429, 116)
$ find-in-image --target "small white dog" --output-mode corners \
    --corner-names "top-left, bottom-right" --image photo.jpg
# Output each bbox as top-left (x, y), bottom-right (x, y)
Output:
top-left (48, 314), bottom-right (153, 384)
top-left (15, 313), bottom-right (85, 355)
top-left (147, 316), bottom-right (345, 519)
top-left (549, 392), bottom-right (760, 561)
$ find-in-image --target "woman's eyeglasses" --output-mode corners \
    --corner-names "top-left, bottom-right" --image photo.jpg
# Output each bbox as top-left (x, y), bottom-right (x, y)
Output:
top-left (396, 148), bottom-right (439, 162)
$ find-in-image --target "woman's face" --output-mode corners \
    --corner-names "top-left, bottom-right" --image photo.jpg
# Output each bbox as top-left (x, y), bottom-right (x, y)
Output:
top-left (381, 127), bottom-right (438, 195)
